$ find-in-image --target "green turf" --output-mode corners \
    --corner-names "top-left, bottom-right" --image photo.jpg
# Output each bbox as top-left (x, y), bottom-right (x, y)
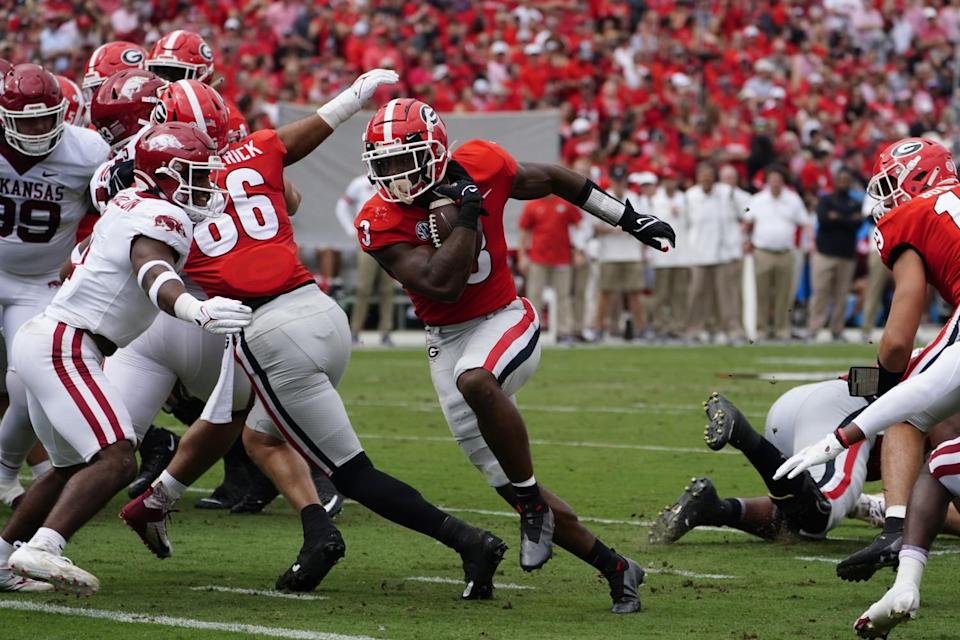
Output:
top-left (2, 343), bottom-right (956, 639)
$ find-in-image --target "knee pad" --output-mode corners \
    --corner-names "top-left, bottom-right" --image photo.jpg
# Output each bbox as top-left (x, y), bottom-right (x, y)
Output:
top-left (770, 470), bottom-right (831, 537)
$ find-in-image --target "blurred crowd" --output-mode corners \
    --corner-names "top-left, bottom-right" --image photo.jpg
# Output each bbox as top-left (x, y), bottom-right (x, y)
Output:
top-left (6, 0), bottom-right (957, 342)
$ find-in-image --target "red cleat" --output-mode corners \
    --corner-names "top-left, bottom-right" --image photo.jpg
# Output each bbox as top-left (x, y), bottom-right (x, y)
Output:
top-left (119, 484), bottom-right (174, 559)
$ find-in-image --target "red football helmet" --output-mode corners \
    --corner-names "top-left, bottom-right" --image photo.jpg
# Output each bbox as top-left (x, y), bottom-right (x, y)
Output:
top-left (0, 64), bottom-right (68, 156)
top-left (82, 41), bottom-right (147, 97)
top-left (56, 75), bottom-right (86, 126)
top-left (90, 69), bottom-right (166, 150)
top-left (223, 97), bottom-right (249, 144)
top-left (868, 137), bottom-right (958, 219)
top-left (362, 98), bottom-right (449, 203)
top-left (146, 30), bottom-right (215, 83)
top-left (151, 79), bottom-right (229, 152)
top-left (134, 121), bottom-right (226, 221)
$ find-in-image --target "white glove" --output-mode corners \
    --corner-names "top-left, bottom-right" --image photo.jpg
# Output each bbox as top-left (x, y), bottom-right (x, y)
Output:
top-left (773, 432), bottom-right (846, 480)
top-left (174, 294), bottom-right (252, 335)
top-left (317, 68), bottom-right (400, 129)
top-left (853, 582), bottom-right (920, 638)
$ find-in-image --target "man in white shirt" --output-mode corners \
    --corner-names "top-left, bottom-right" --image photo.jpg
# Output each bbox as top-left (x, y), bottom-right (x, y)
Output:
top-left (335, 174), bottom-right (394, 346)
top-left (684, 163), bottom-right (744, 342)
top-left (860, 193), bottom-right (890, 341)
top-left (744, 166), bottom-right (809, 340)
top-left (719, 164), bottom-right (751, 338)
top-left (649, 170), bottom-right (688, 338)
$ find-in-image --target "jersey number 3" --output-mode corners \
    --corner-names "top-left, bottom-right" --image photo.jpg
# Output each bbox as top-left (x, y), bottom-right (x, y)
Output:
top-left (193, 168), bottom-right (279, 257)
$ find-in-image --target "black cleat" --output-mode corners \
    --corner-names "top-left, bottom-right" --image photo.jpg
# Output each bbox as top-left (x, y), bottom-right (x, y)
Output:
top-left (649, 477), bottom-right (718, 544)
top-left (458, 530), bottom-right (507, 600)
top-left (195, 482), bottom-right (246, 510)
top-left (837, 530), bottom-right (902, 582)
top-left (231, 464), bottom-right (279, 514)
top-left (312, 469), bottom-right (344, 518)
top-left (606, 555), bottom-right (644, 614)
top-left (128, 426), bottom-right (180, 499)
top-left (703, 392), bottom-right (746, 451)
top-left (275, 529), bottom-right (346, 592)
top-left (517, 497), bottom-right (554, 571)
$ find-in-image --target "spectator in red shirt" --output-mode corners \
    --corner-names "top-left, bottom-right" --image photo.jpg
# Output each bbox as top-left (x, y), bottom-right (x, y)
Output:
top-left (518, 194), bottom-right (583, 345)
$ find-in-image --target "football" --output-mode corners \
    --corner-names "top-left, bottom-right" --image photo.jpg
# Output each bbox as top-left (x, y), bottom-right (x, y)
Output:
top-left (427, 197), bottom-right (483, 258)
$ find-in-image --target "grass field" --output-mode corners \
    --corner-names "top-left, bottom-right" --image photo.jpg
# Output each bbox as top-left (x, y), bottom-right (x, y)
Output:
top-left (2, 342), bottom-right (957, 640)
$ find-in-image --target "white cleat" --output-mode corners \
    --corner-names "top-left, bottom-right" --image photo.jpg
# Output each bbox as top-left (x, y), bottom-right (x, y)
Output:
top-left (0, 478), bottom-right (24, 508)
top-left (0, 565), bottom-right (53, 592)
top-left (8, 543), bottom-right (99, 597)
top-left (854, 583), bottom-right (920, 638)
top-left (853, 493), bottom-right (886, 529)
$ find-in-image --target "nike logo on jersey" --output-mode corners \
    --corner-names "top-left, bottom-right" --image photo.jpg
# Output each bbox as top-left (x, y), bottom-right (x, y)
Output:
top-left (221, 139), bottom-right (264, 166)
top-left (41, 170), bottom-right (57, 178)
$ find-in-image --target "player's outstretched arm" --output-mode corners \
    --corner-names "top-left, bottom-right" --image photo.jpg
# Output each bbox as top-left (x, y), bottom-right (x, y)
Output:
top-left (131, 236), bottom-right (252, 334)
top-left (511, 162), bottom-right (675, 251)
top-left (277, 68), bottom-right (399, 167)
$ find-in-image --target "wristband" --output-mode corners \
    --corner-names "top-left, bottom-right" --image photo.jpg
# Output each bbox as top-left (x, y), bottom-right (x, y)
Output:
top-left (316, 88), bottom-right (360, 130)
top-left (147, 271), bottom-right (183, 307)
top-left (833, 427), bottom-right (850, 449)
top-left (574, 180), bottom-right (625, 226)
top-left (137, 259), bottom-right (174, 288)
top-left (877, 359), bottom-right (905, 395)
top-left (173, 292), bottom-right (203, 324)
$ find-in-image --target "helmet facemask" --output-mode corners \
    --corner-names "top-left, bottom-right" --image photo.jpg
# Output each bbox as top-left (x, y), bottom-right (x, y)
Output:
top-left (362, 138), bottom-right (448, 204)
top-left (146, 60), bottom-right (207, 83)
top-left (0, 99), bottom-right (68, 156)
top-left (150, 156), bottom-right (227, 222)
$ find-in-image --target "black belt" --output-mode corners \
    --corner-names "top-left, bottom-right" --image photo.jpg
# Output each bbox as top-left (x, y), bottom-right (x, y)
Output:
top-left (244, 280), bottom-right (317, 312)
top-left (87, 331), bottom-right (117, 357)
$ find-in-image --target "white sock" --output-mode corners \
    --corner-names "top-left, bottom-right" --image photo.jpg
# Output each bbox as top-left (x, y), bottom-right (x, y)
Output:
top-left (896, 546), bottom-right (927, 588)
top-left (29, 527), bottom-right (66, 555)
top-left (153, 470), bottom-right (187, 502)
top-left (886, 505), bottom-right (907, 519)
top-left (0, 463), bottom-right (18, 484)
top-left (511, 475), bottom-right (537, 488)
top-left (30, 460), bottom-right (52, 480)
top-left (0, 537), bottom-right (13, 564)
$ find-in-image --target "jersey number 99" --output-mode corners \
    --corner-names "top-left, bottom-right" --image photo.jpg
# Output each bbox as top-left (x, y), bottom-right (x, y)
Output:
top-left (0, 196), bottom-right (61, 243)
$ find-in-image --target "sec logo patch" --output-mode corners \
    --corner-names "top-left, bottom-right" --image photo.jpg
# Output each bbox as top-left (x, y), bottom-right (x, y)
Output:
top-left (416, 220), bottom-right (430, 242)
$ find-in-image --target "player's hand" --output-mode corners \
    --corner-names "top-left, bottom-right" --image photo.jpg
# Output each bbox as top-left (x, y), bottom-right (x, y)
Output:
top-left (434, 167), bottom-right (487, 228)
top-left (195, 297), bottom-right (252, 334)
top-left (854, 582), bottom-right (920, 638)
top-left (618, 200), bottom-right (676, 252)
top-left (773, 432), bottom-right (846, 480)
top-left (351, 68), bottom-right (400, 105)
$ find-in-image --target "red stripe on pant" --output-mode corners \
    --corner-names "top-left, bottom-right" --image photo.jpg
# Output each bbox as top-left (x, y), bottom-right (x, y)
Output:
top-left (239, 365), bottom-right (318, 469)
top-left (69, 328), bottom-right (125, 441)
top-left (929, 441), bottom-right (960, 463)
top-left (51, 323), bottom-right (107, 448)
top-left (904, 313), bottom-right (957, 378)
top-left (931, 461), bottom-right (960, 480)
top-left (482, 299), bottom-right (535, 373)
top-left (823, 441), bottom-right (865, 500)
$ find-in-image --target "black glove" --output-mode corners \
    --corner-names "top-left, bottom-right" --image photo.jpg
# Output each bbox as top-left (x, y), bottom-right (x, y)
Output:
top-left (108, 159), bottom-right (135, 198)
top-left (618, 200), bottom-right (676, 252)
top-left (432, 164), bottom-right (487, 230)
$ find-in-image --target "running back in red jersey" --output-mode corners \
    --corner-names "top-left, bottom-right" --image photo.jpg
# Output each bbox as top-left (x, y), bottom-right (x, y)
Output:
top-left (875, 182), bottom-right (960, 307)
top-left (185, 128), bottom-right (313, 300)
top-left (354, 139), bottom-right (518, 326)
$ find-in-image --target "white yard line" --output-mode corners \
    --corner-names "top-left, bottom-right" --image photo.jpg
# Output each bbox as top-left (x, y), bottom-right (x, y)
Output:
top-left (404, 576), bottom-right (534, 590)
top-left (796, 549), bottom-right (960, 565)
top-left (350, 398), bottom-right (768, 417)
top-left (643, 568), bottom-right (737, 580)
top-left (189, 585), bottom-right (327, 600)
top-left (0, 600), bottom-right (379, 640)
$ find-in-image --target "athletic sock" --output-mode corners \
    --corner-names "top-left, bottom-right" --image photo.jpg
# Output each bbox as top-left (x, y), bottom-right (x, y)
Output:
top-left (29, 527), bottom-right (65, 555)
top-left (437, 515), bottom-right (480, 552)
top-left (883, 505), bottom-right (905, 534)
top-left (512, 476), bottom-right (541, 504)
top-left (29, 461), bottom-right (52, 480)
top-left (300, 504), bottom-right (336, 547)
top-left (152, 470), bottom-right (187, 502)
top-left (0, 462), bottom-right (18, 484)
top-left (583, 539), bottom-right (624, 577)
top-left (702, 498), bottom-right (744, 527)
top-left (727, 411), bottom-right (763, 452)
top-left (741, 437), bottom-right (808, 497)
top-left (0, 537), bottom-right (13, 564)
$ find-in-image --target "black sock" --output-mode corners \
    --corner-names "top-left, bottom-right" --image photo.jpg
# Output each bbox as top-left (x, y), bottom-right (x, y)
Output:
top-left (728, 412), bottom-right (763, 452)
top-left (300, 504), bottom-right (336, 546)
top-left (883, 516), bottom-right (904, 534)
top-left (437, 516), bottom-right (479, 553)
top-left (741, 437), bottom-right (808, 497)
top-left (702, 498), bottom-right (743, 527)
top-left (582, 539), bottom-right (624, 577)
top-left (513, 482), bottom-right (541, 504)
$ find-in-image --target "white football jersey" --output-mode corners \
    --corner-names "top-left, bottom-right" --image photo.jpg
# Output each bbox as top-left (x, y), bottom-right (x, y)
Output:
top-left (0, 124), bottom-right (109, 277)
top-left (89, 126), bottom-right (148, 214)
top-left (46, 189), bottom-right (194, 347)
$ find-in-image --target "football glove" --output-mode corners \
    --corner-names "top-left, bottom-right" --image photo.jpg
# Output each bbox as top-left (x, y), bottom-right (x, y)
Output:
top-left (854, 582), bottom-right (920, 638)
top-left (433, 171), bottom-right (486, 230)
top-left (175, 294), bottom-right (252, 335)
top-left (317, 68), bottom-right (400, 129)
top-left (618, 200), bottom-right (676, 252)
top-left (774, 432), bottom-right (846, 480)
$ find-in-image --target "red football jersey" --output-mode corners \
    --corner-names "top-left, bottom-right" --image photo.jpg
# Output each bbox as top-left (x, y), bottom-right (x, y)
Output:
top-left (356, 139), bottom-right (518, 325)
top-left (876, 182), bottom-right (960, 306)
top-left (186, 129), bottom-right (313, 300)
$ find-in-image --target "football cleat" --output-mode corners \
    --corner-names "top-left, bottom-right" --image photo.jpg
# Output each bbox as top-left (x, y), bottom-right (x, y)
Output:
top-left (195, 481), bottom-right (246, 510)
top-left (230, 464), bottom-right (279, 514)
top-left (837, 530), bottom-right (902, 582)
top-left (0, 477), bottom-right (24, 509)
top-left (127, 426), bottom-right (179, 499)
top-left (649, 477), bottom-right (718, 544)
top-left (275, 529), bottom-right (346, 592)
top-left (312, 469), bottom-right (344, 518)
top-left (8, 543), bottom-right (99, 597)
top-left (854, 582), bottom-right (920, 638)
top-left (703, 392), bottom-right (747, 451)
top-left (516, 497), bottom-right (554, 572)
top-left (119, 483), bottom-right (174, 559)
top-left (606, 555), bottom-right (644, 614)
top-left (0, 565), bottom-right (53, 592)
top-left (458, 529), bottom-right (507, 600)
top-left (853, 494), bottom-right (887, 529)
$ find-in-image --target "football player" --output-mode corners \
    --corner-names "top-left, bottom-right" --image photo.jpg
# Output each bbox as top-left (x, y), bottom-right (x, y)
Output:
top-left (774, 138), bottom-right (960, 581)
top-left (355, 98), bottom-right (675, 613)
top-left (0, 122), bottom-right (251, 595)
top-left (55, 75), bottom-right (86, 127)
top-left (81, 40), bottom-right (147, 106)
top-left (0, 64), bottom-right (110, 509)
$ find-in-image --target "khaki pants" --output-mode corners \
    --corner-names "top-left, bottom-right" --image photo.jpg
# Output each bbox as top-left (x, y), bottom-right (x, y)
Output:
top-left (808, 252), bottom-right (857, 336)
top-left (686, 263), bottom-right (742, 336)
top-left (652, 267), bottom-right (689, 335)
top-left (572, 262), bottom-right (589, 335)
top-left (525, 262), bottom-right (574, 337)
top-left (754, 249), bottom-right (795, 339)
top-left (350, 250), bottom-right (395, 336)
top-left (862, 249), bottom-right (890, 335)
